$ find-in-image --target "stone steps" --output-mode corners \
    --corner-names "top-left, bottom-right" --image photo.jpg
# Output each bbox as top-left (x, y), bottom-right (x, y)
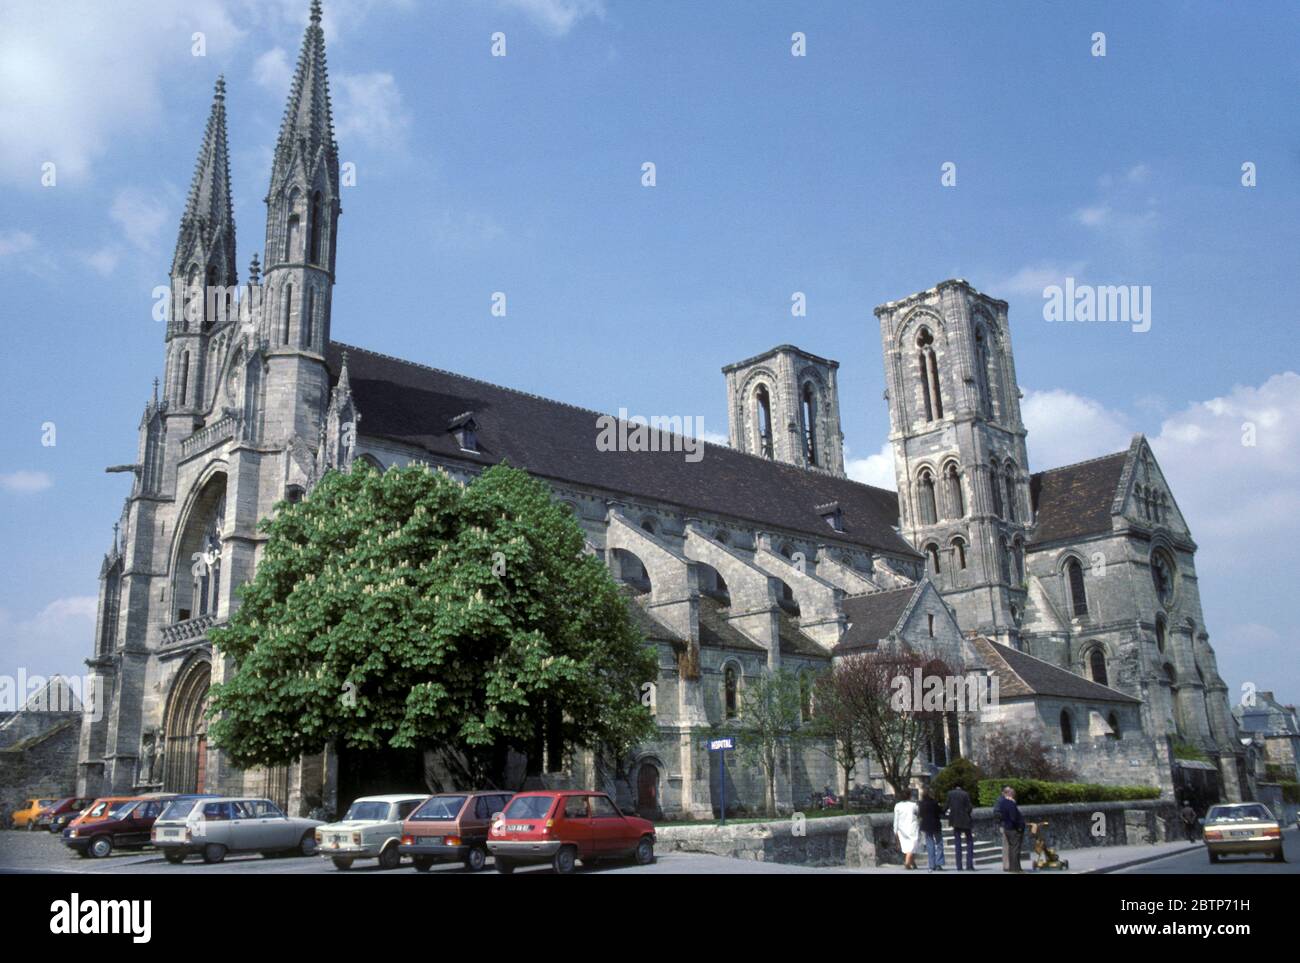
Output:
top-left (916, 836), bottom-right (1012, 867)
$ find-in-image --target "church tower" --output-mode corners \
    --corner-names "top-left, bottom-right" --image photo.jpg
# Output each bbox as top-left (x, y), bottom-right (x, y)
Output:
top-left (259, 0), bottom-right (341, 446)
top-left (875, 279), bottom-right (1030, 644)
top-left (722, 344), bottom-right (846, 476)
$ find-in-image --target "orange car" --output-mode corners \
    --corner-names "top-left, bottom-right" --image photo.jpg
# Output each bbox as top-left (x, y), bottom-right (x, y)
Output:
top-left (11, 798), bottom-right (60, 830)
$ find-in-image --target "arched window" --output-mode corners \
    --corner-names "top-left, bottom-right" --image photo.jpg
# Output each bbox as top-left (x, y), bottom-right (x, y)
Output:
top-left (205, 265), bottom-right (217, 329)
top-left (989, 459), bottom-right (1004, 518)
top-left (1060, 710), bottom-right (1074, 744)
top-left (918, 469), bottom-right (938, 525)
top-left (308, 191), bottom-right (323, 265)
top-left (179, 350), bottom-right (190, 406)
top-left (1089, 647), bottom-right (1108, 686)
top-left (925, 543), bottom-right (941, 575)
top-left (951, 536), bottom-right (967, 570)
top-left (755, 385), bottom-right (773, 458)
top-left (640, 517), bottom-right (657, 535)
top-left (302, 287), bottom-right (314, 349)
top-left (1003, 464), bottom-right (1017, 523)
top-left (1155, 615), bottom-right (1167, 653)
top-left (1107, 712), bottom-right (1121, 740)
top-left (974, 326), bottom-right (992, 417)
top-left (280, 284), bottom-right (293, 345)
top-left (800, 672), bottom-right (812, 722)
top-left (1012, 538), bottom-right (1024, 583)
top-left (999, 537), bottom-right (1012, 583)
top-left (724, 665), bottom-right (739, 719)
top-left (917, 328), bottom-right (943, 421)
top-left (1066, 558), bottom-right (1088, 617)
top-left (944, 463), bottom-right (964, 518)
top-left (801, 382), bottom-right (818, 466)
top-left (285, 189), bottom-right (301, 262)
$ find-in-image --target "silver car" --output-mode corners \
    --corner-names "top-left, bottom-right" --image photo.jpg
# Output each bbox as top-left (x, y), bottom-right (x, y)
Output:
top-left (317, 794), bottom-right (429, 870)
top-left (151, 796), bottom-right (323, 864)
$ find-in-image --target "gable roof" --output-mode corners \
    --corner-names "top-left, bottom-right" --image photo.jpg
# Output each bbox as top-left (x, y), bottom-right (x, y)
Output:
top-left (971, 637), bottom-right (1139, 704)
top-left (1029, 451), bottom-right (1128, 545)
top-left (327, 343), bottom-right (917, 558)
top-left (832, 586), bottom-right (918, 655)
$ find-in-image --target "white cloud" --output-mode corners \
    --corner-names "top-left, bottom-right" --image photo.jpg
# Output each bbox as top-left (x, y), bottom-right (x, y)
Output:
top-left (496, 0), bottom-right (605, 35)
top-left (252, 46), bottom-right (292, 92)
top-left (1022, 388), bottom-right (1133, 470)
top-left (110, 187), bottom-right (172, 252)
top-left (84, 246), bottom-right (121, 277)
top-left (846, 441), bottom-right (897, 490)
top-left (997, 261), bottom-right (1087, 297)
top-left (0, 229), bottom-right (36, 257)
top-left (0, 470), bottom-right (53, 493)
top-left (333, 71), bottom-right (411, 153)
top-left (0, 596), bottom-right (97, 681)
top-left (431, 209), bottom-right (504, 249)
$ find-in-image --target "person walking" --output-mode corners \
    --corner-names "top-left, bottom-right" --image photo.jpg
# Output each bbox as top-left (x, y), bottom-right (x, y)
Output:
top-left (945, 782), bottom-right (975, 871)
top-left (893, 787), bottom-right (921, 870)
top-left (919, 788), bottom-right (945, 871)
top-left (992, 785), bottom-right (1026, 872)
top-left (1180, 800), bottom-right (1199, 842)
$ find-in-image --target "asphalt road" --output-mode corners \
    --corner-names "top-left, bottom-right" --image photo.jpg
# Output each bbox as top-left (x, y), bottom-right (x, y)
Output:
top-left (1116, 826), bottom-right (1300, 875)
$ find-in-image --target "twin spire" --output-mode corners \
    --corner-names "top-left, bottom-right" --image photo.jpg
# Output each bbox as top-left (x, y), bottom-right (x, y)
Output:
top-left (173, 1), bottom-right (336, 279)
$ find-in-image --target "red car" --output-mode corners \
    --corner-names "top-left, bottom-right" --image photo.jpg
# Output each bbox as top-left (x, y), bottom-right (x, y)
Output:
top-left (487, 790), bottom-right (655, 874)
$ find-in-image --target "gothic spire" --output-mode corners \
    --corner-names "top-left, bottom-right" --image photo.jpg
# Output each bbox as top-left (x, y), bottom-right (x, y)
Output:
top-left (172, 75), bottom-right (237, 279)
top-left (271, 0), bottom-right (337, 192)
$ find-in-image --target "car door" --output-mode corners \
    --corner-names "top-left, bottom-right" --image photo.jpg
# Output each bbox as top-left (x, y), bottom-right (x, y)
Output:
top-left (197, 801), bottom-right (232, 848)
top-left (125, 800), bottom-right (161, 846)
top-left (250, 799), bottom-right (292, 850)
top-left (559, 795), bottom-right (593, 858)
top-left (225, 800), bottom-right (262, 851)
top-left (589, 794), bottom-right (631, 857)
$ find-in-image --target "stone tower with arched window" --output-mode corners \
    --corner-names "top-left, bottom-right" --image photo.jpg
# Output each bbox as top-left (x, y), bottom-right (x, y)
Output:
top-left (722, 344), bottom-right (845, 476)
top-left (875, 279), bottom-right (1031, 645)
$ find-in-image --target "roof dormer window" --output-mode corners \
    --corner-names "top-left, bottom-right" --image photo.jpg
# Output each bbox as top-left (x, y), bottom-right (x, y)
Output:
top-left (817, 501), bottom-right (844, 533)
top-left (448, 411), bottom-right (479, 452)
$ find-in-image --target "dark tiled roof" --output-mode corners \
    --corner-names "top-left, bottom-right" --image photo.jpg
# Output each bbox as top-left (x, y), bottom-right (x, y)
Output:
top-left (698, 597), bottom-right (765, 653)
top-left (627, 591), bottom-right (683, 645)
top-left (972, 637), bottom-right (1139, 704)
top-left (327, 343), bottom-right (917, 558)
top-left (832, 587), bottom-right (918, 655)
top-left (1029, 451), bottom-right (1128, 545)
top-left (777, 610), bottom-right (830, 660)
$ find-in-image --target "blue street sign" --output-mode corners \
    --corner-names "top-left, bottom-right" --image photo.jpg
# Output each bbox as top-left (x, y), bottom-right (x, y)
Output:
top-left (709, 736), bottom-right (736, 752)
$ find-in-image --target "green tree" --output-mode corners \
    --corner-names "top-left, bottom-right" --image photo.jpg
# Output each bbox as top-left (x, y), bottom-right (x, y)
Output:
top-left (729, 667), bottom-right (806, 816)
top-left (207, 461), bottom-right (657, 788)
top-left (806, 667), bottom-right (860, 804)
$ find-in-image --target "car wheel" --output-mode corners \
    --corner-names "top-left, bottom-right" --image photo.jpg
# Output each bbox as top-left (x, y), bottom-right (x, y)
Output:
top-left (495, 857), bottom-right (516, 875)
top-left (378, 844), bottom-right (401, 870)
top-left (297, 832), bottom-right (318, 857)
top-left (413, 856), bottom-right (434, 873)
top-left (552, 845), bottom-right (577, 875)
top-left (332, 856), bottom-right (355, 870)
top-left (634, 836), bottom-right (655, 866)
top-left (89, 836), bottom-right (113, 859)
top-left (1273, 847), bottom-right (1286, 863)
top-left (464, 845), bottom-right (488, 872)
top-left (1207, 851), bottom-right (1218, 864)
top-left (202, 844), bottom-right (227, 864)
top-left (163, 850), bottom-right (186, 864)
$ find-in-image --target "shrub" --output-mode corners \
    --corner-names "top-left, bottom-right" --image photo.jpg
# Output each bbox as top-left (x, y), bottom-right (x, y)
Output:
top-left (1171, 740), bottom-right (1209, 763)
top-left (976, 778), bottom-right (1161, 807)
top-left (978, 728), bottom-right (1076, 781)
top-left (1279, 782), bottom-right (1300, 804)
top-left (930, 757), bottom-right (985, 807)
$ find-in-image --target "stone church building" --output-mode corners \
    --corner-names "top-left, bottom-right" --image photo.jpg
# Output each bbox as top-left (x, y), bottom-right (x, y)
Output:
top-left (76, 2), bottom-right (1246, 818)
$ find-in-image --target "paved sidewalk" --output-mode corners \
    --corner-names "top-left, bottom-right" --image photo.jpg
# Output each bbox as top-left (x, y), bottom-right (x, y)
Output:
top-left (847, 839), bottom-right (1203, 874)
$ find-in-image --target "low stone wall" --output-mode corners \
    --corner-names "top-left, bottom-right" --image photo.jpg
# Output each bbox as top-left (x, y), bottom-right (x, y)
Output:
top-left (654, 799), bottom-right (1179, 867)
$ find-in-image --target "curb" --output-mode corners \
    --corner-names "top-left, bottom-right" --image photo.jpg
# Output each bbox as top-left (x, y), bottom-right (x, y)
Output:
top-left (1084, 842), bottom-right (1203, 874)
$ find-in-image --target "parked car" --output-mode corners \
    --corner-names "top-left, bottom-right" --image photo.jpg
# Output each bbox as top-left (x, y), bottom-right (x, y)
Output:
top-left (62, 794), bottom-right (185, 858)
top-left (151, 796), bottom-right (323, 864)
top-left (316, 794), bottom-right (428, 870)
top-left (42, 797), bottom-right (95, 833)
top-left (1203, 802), bottom-right (1286, 863)
top-left (487, 790), bottom-right (655, 874)
top-left (399, 791), bottom-right (513, 872)
top-left (11, 798), bottom-right (59, 830)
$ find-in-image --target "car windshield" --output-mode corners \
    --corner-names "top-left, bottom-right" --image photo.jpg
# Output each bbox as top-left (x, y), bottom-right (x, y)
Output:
top-left (113, 801), bottom-right (140, 818)
top-left (159, 799), bottom-right (200, 821)
top-left (504, 795), bottom-right (555, 820)
top-left (343, 801), bottom-right (392, 822)
top-left (1207, 804), bottom-right (1272, 822)
top-left (411, 796), bottom-right (467, 821)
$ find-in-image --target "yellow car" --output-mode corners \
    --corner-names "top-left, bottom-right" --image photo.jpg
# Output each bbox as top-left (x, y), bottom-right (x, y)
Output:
top-left (11, 798), bottom-right (59, 830)
top-left (1203, 802), bottom-right (1286, 864)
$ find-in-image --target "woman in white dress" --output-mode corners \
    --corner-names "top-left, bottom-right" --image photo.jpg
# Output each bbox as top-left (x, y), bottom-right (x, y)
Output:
top-left (893, 787), bottom-right (920, 870)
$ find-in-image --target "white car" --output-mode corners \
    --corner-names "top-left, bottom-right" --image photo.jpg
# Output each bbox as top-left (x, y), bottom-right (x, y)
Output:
top-left (316, 794), bottom-right (429, 870)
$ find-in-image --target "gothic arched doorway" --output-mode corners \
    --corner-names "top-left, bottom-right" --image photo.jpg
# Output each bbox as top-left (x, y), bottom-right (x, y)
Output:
top-left (636, 760), bottom-right (662, 819)
top-left (163, 659), bottom-right (211, 793)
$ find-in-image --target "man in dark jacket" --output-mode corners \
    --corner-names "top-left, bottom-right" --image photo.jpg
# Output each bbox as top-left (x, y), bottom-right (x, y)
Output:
top-left (992, 786), bottom-right (1026, 872)
top-left (918, 788), bottom-right (945, 871)
top-left (945, 783), bottom-right (975, 870)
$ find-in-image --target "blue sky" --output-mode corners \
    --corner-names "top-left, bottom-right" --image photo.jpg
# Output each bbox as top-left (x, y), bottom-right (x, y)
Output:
top-left (1, 1), bottom-right (1297, 705)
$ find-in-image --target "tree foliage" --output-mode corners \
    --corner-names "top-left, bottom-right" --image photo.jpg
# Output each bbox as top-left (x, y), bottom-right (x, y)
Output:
top-left (728, 667), bottom-right (806, 816)
top-left (207, 462), bottom-right (657, 787)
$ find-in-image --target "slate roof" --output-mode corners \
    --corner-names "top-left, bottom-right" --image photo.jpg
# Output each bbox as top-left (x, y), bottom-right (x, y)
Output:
top-left (328, 342), bottom-right (918, 558)
top-left (1028, 451), bottom-right (1128, 546)
top-left (831, 587), bottom-right (918, 655)
top-left (971, 637), bottom-right (1139, 704)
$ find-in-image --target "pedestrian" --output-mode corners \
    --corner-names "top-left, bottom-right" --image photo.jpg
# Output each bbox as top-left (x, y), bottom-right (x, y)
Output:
top-left (1180, 799), bottom-right (1199, 842)
top-left (945, 781), bottom-right (975, 870)
top-left (919, 787), bottom-right (945, 871)
top-left (992, 785), bottom-right (1026, 872)
top-left (893, 787), bottom-right (920, 870)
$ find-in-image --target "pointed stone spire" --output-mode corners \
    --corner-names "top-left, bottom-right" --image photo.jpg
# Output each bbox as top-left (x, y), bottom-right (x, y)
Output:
top-left (173, 75), bottom-right (237, 279)
top-left (271, 0), bottom-right (337, 193)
